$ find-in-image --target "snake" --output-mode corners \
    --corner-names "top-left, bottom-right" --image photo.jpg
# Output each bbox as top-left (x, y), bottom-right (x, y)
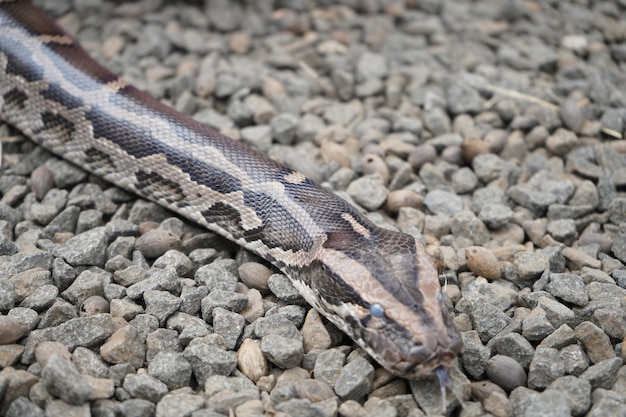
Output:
top-left (0, 0), bottom-right (463, 392)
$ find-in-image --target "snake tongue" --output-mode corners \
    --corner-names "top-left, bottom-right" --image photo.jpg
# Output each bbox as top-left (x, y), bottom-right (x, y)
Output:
top-left (434, 366), bottom-right (465, 413)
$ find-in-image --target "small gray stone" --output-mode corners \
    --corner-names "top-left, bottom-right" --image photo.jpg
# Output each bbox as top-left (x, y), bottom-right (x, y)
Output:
top-left (241, 125), bottom-right (272, 152)
top-left (183, 343), bottom-right (237, 387)
top-left (522, 307), bottom-right (555, 341)
top-left (123, 373), bottom-right (168, 402)
top-left (144, 290), bottom-right (182, 325)
top-left (43, 401), bottom-right (90, 417)
top-left (478, 204), bottom-right (513, 229)
top-left (212, 308), bottom-right (244, 350)
top-left (545, 273), bottom-right (588, 306)
top-left (201, 290), bottom-right (248, 322)
top-left (579, 357), bottom-right (623, 389)
top-left (521, 389), bottom-right (571, 417)
top-left (126, 267), bottom-right (182, 300)
top-left (254, 314), bottom-right (302, 340)
top-left (528, 347), bottom-right (564, 389)
top-left (491, 332), bottom-right (535, 369)
top-left (471, 303), bottom-right (512, 343)
top-left (267, 273), bottom-right (303, 304)
top-left (148, 351), bottom-right (192, 390)
top-left (156, 391), bottom-right (205, 417)
top-left (586, 388), bottom-right (626, 417)
top-left (559, 344), bottom-right (589, 376)
top-left (0, 279), bottom-right (15, 313)
top-left (423, 189), bottom-right (463, 216)
top-left (194, 264), bottom-right (238, 291)
top-left (451, 210), bottom-right (491, 245)
top-left (514, 251), bottom-right (549, 281)
top-left (460, 331), bottom-right (490, 379)
top-left (42, 354), bottom-right (90, 405)
top-left (19, 284), bottom-right (57, 312)
top-left (61, 269), bottom-right (106, 306)
top-left (5, 397), bottom-right (44, 417)
top-left (118, 399), bottom-right (154, 417)
top-left (53, 226), bottom-right (110, 266)
top-left (270, 113), bottom-right (298, 145)
top-left (152, 250), bottom-right (193, 277)
top-left (334, 356), bottom-right (375, 401)
top-left (72, 347), bottom-right (110, 379)
top-left (52, 315), bottom-right (115, 351)
top-left (546, 376), bottom-right (591, 416)
top-left (261, 334), bottom-right (304, 369)
top-left (346, 175), bottom-right (389, 211)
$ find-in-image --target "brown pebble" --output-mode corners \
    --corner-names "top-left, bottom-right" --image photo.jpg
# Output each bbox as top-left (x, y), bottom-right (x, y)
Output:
top-left (483, 391), bottom-right (513, 417)
top-left (293, 379), bottom-right (335, 402)
top-left (470, 380), bottom-right (507, 402)
top-left (35, 341), bottom-right (71, 367)
top-left (135, 228), bottom-right (182, 258)
top-left (486, 355), bottom-right (527, 392)
top-left (321, 140), bottom-right (352, 168)
top-left (237, 338), bottom-right (268, 382)
top-left (238, 262), bottom-right (272, 292)
top-left (301, 309), bottom-right (332, 352)
top-left (362, 153), bottom-right (389, 184)
top-left (0, 316), bottom-right (29, 345)
top-left (137, 221), bottom-right (160, 235)
top-left (262, 76), bottom-right (286, 97)
top-left (384, 190), bottom-right (423, 214)
top-left (30, 165), bottom-right (55, 200)
top-left (80, 296), bottom-right (110, 317)
top-left (575, 321), bottom-right (615, 364)
top-left (483, 129), bottom-right (507, 153)
top-left (465, 246), bottom-right (501, 280)
top-left (228, 31), bottom-right (252, 54)
top-left (461, 137), bottom-right (489, 163)
top-left (562, 247), bottom-right (601, 270)
top-left (52, 232), bottom-right (75, 244)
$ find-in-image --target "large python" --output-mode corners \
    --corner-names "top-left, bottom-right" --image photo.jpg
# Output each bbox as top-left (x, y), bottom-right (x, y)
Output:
top-left (0, 0), bottom-right (462, 393)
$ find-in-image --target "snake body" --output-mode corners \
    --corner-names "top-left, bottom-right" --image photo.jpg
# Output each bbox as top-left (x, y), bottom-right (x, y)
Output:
top-left (0, 1), bottom-right (462, 380)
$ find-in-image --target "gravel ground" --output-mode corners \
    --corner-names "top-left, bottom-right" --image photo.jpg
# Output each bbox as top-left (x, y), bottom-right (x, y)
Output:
top-left (1, 0), bottom-right (626, 416)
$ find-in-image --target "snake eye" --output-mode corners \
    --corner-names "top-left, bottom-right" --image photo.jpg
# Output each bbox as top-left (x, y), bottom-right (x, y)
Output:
top-left (369, 303), bottom-right (385, 318)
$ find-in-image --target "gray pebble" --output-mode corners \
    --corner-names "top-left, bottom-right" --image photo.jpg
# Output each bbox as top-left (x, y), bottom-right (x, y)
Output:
top-left (54, 227), bottom-right (110, 267)
top-left (579, 357), bottom-right (623, 390)
top-left (522, 307), bottom-right (555, 341)
top-left (52, 315), bottom-right (115, 351)
top-left (267, 273), bottom-right (303, 304)
top-left (122, 373), bottom-right (168, 403)
top-left (183, 343), bottom-right (237, 387)
top-left (41, 354), bottom-right (90, 405)
top-left (156, 391), bottom-right (205, 417)
top-left (528, 347), bottom-right (564, 389)
top-left (72, 347), bottom-right (109, 379)
top-left (148, 351), bottom-right (192, 390)
top-left (19, 284), bottom-right (58, 312)
top-left (346, 175), bottom-right (389, 211)
top-left (126, 267), bottom-right (181, 300)
top-left (144, 290), bottom-right (182, 325)
top-left (61, 269), bottom-right (106, 306)
top-left (546, 273), bottom-right (588, 306)
top-left (460, 331), bottom-right (490, 379)
top-left (118, 399), bottom-right (154, 417)
top-left (200, 290), bottom-right (248, 322)
top-left (334, 356), bottom-right (375, 401)
top-left (559, 344), bottom-right (589, 376)
top-left (471, 302), bottom-right (512, 343)
top-left (424, 189), bottom-right (463, 216)
top-left (546, 376), bottom-right (590, 416)
top-left (491, 332), bottom-right (535, 369)
top-left (195, 264), bottom-right (238, 292)
top-left (313, 348), bottom-right (346, 388)
top-left (212, 307), bottom-right (244, 350)
top-left (478, 204), bottom-right (513, 229)
top-left (261, 334), bottom-right (304, 369)
top-left (520, 389), bottom-right (571, 417)
top-left (5, 397), bottom-right (44, 417)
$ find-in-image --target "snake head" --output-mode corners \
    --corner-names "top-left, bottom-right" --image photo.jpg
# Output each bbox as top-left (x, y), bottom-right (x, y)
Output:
top-left (307, 221), bottom-right (463, 379)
